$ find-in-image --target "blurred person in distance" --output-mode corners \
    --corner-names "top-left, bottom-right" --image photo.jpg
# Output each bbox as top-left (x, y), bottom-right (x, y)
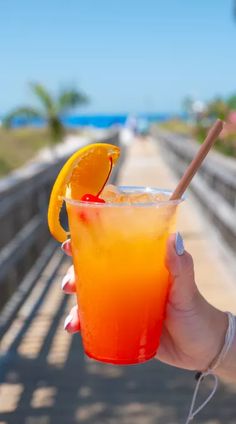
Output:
top-left (136, 116), bottom-right (150, 139)
top-left (120, 114), bottom-right (137, 146)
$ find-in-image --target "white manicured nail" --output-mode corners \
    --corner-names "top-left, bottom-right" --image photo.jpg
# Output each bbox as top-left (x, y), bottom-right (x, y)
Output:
top-left (61, 274), bottom-right (71, 290)
top-left (64, 314), bottom-right (73, 330)
top-left (175, 232), bottom-right (185, 256)
top-left (61, 240), bottom-right (71, 256)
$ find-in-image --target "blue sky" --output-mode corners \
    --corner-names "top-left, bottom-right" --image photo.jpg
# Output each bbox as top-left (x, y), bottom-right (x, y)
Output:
top-left (0, 0), bottom-right (235, 114)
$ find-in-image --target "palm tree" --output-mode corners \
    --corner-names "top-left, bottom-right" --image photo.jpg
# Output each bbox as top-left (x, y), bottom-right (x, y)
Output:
top-left (3, 83), bottom-right (88, 144)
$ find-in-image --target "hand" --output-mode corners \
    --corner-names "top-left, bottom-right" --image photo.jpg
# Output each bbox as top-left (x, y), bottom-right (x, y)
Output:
top-left (61, 235), bottom-right (228, 372)
top-left (61, 240), bottom-right (80, 333)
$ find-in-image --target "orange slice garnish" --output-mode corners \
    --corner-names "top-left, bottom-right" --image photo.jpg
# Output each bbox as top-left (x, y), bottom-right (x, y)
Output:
top-left (48, 143), bottom-right (120, 243)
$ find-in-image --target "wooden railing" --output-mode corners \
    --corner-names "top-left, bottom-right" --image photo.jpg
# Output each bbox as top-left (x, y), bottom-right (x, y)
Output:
top-left (153, 128), bottom-right (236, 253)
top-left (0, 131), bottom-right (120, 312)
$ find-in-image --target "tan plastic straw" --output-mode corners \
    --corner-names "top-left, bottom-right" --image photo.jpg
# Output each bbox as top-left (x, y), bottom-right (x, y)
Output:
top-left (170, 119), bottom-right (224, 201)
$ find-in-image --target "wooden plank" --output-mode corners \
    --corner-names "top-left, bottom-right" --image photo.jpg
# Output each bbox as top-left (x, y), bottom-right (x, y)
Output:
top-left (154, 129), bottom-right (236, 254)
top-left (0, 240), bottom-right (59, 339)
top-left (0, 131), bottom-right (121, 311)
top-left (157, 129), bottom-right (236, 188)
top-left (0, 216), bottom-right (44, 282)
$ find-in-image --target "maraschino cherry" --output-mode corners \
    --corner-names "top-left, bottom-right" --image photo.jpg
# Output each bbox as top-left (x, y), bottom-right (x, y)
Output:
top-left (81, 193), bottom-right (105, 203)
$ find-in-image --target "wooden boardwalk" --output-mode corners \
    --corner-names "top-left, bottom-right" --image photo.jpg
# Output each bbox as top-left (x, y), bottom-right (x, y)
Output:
top-left (0, 138), bottom-right (236, 424)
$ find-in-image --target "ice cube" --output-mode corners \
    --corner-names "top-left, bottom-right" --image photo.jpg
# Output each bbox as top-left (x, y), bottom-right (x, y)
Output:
top-left (128, 192), bottom-right (155, 203)
top-left (100, 184), bottom-right (120, 202)
top-left (118, 191), bottom-right (169, 204)
top-left (153, 193), bottom-right (169, 202)
top-left (100, 185), bottom-right (169, 204)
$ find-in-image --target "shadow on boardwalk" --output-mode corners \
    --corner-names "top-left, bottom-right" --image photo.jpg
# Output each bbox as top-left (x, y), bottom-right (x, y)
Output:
top-left (0, 256), bottom-right (236, 424)
top-left (1, 139), bottom-right (236, 424)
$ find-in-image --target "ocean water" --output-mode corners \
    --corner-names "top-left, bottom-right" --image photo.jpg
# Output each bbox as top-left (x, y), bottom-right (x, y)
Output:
top-left (2, 113), bottom-right (175, 129)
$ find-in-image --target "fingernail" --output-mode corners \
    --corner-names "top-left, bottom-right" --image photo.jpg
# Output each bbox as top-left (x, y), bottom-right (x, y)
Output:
top-left (175, 232), bottom-right (185, 256)
top-left (64, 314), bottom-right (73, 331)
top-left (61, 240), bottom-right (71, 256)
top-left (61, 274), bottom-right (71, 290)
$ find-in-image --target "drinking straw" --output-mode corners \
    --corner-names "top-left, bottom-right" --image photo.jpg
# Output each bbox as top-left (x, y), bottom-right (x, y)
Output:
top-left (170, 119), bottom-right (224, 201)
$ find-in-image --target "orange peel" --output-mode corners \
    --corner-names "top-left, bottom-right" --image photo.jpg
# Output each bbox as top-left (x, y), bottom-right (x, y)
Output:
top-left (48, 143), bottom-right (120, 242)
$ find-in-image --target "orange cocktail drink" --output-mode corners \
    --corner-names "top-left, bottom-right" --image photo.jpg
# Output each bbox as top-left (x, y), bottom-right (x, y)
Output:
top-left (66, 187), bottom-right (182, 365)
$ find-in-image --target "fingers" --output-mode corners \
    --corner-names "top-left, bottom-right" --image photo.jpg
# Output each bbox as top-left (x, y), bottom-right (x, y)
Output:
top-left (166, 233), bottom-right (199, 311)
top-left (61, 239), bottom-right (75, 294)
top-left (166, 233), bottom-right (194, 281)
top-left (61, 265), bottom-right (76, 294)
top-left (61, 239), bottom-right (72, 256)
top-left (61, 239), bottom-right (80, 333)
top-left (64, 305), bottom-right (80, 333)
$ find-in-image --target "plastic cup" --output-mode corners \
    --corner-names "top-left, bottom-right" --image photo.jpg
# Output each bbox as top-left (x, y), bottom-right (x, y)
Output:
top-left (65, 186), bottom-right (183, 365)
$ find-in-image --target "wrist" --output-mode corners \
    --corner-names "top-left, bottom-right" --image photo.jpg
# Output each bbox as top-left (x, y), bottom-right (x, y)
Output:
top-left (196, 296), bottom-right (228, 371)
top-left (214, 314), bottom-right (236, 380)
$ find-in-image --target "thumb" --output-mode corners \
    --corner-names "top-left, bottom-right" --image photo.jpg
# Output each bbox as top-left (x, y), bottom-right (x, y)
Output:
top-left (166, 233), bottom-right (199, 311)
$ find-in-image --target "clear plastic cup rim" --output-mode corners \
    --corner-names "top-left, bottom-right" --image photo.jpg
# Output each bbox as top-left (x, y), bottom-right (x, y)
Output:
top-left (64, 186), bottom-right (185, 208)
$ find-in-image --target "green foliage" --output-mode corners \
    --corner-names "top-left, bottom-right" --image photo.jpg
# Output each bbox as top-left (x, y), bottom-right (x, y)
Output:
top-left (158, 119), bottom-right (193, 135)
top-left (179, 93), bottom-right (236, 158)
top-left (30, 83), bottom-right (55, 114)
top-left (0, 128), bottom-right (52, 175)
top-left (48, 116), bottom-right (65, 144)
top-left (193, 123), bottom-right (207, 143)
top-left (3, 82), bottom-right (88, 145)
top-left (214, 137), bottom-right (236, 157)
top-left (203, 93), bottom-right (236, 121)
top-left (3, 107), bottom-right (41, 128)
top-left (0, 127), bottom-right (80, 176)
top-left (58, 90), bottom-right (88, 113)
top-left (0, 157), bottom-right (11, 176)
top-left (159, 90), bottom-right (236, 159)
top-left (227, 95), bottom-right (236, 110)
top-left (206, 97), bottom-right (229, 120)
